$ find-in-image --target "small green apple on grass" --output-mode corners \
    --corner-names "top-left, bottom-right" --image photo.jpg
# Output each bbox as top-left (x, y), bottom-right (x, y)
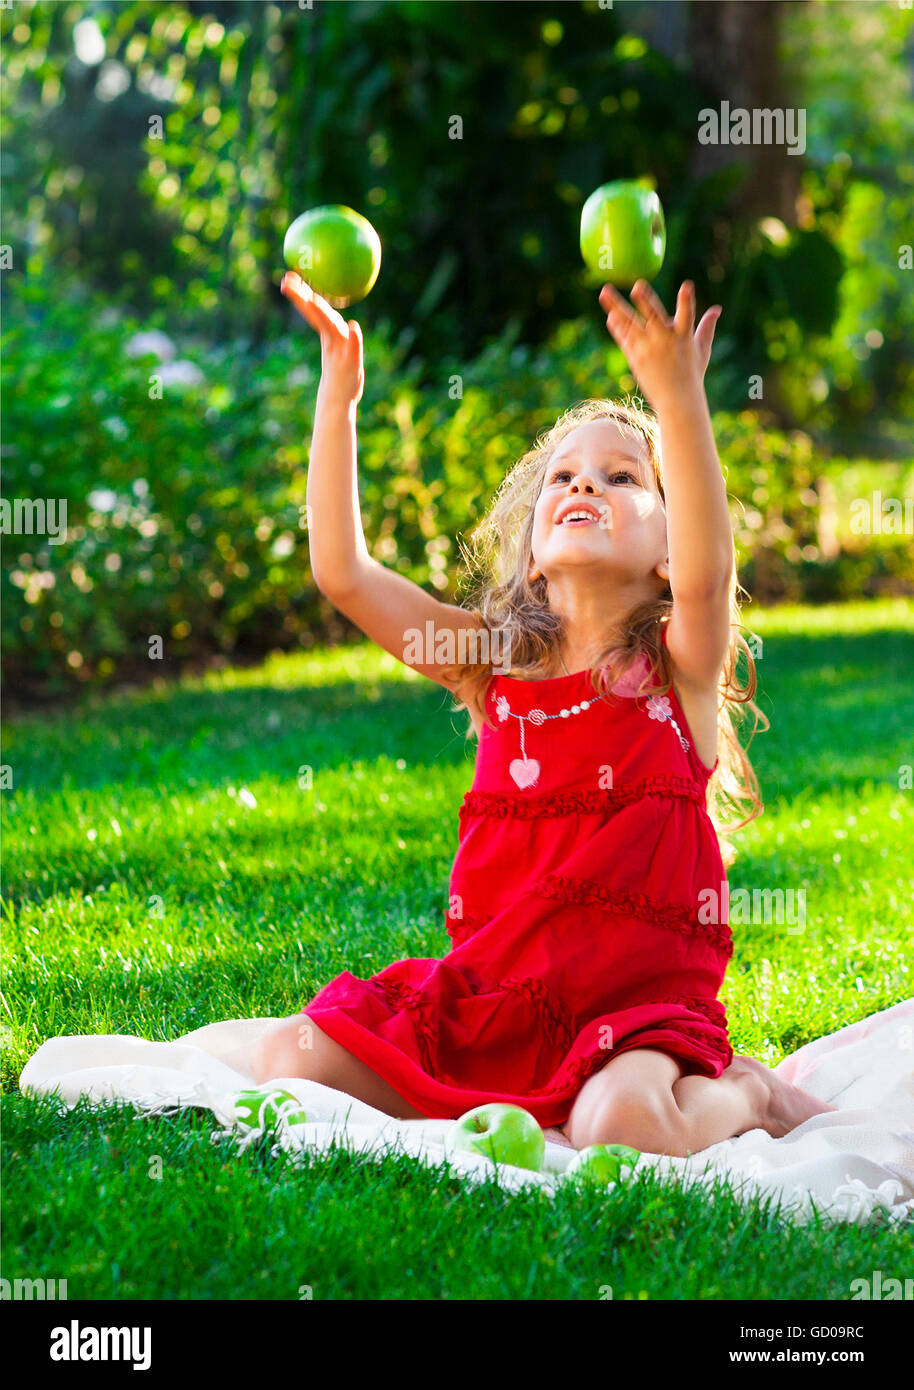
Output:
top-left (563, 1143), bottom-right (641, 1186)
top-left (580, 179), bottom-right (666, 287)
top-left (283, 204), bottom-right (381, 308)
top-left (232, 1088), bottom-right (309, 1133)
top-left (445, 1103), bottom-right (545, 1173)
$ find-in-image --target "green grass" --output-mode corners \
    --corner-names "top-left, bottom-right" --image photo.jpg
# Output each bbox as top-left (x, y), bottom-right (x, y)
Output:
top-left (3, 598), bottom-right (913, 1298)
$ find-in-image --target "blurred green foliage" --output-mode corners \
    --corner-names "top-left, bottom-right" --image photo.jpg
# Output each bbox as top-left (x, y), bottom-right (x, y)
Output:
top-left (2, 1), bottom-right (912, 695)
top-left (4, 281), bottom-right (911, 696)
top-left (1, 0), bottom-right (912, 440)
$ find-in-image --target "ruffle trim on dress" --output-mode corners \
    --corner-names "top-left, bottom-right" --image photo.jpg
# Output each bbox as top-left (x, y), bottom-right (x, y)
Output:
top-left (561, 1031), bottom-right (733, 1090)
top-left (444, 911), bottom-right (489, 948)
top-left (373, 967), bottom-right (579, 1068)
top-left (459, 774), bottom-right (705, 821)
top-left (371, 976), bottom-right (438, 1075)
top-left (665, 993), bottom-right (729, 1028)
top-left (373, 967), bottom-right (732, 1094)
top-left (561, 1049), bottom-right (614, 1090)
top-left (535, 873), bottom-right (734, 955)
top-left (500, 975), bottom-right (578, 1053)
top-left (559, 1001), bottom-right (733, 1090)
top-left (668, 1024), bottom-right (733, 1066)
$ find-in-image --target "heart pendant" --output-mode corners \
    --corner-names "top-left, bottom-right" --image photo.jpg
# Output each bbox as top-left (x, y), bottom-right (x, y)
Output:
top-left (509, 757), bottom-right (540, 789)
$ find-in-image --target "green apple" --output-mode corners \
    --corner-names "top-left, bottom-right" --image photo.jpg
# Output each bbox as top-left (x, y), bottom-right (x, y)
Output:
top-left (580, 180), bottom-right (666, 287)
top-left (564, 1143), bottom-right (641, 1185)
top-left (233, 1088), bottom-right (308, 1131)
top-left (283, 204), bottom-right (381, 308)
top-left (445, 1103), bottom-right (545, 1172)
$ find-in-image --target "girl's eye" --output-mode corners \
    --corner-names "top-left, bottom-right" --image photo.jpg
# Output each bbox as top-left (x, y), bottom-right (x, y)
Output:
top-left (550, 469), bottom-right (636, 484)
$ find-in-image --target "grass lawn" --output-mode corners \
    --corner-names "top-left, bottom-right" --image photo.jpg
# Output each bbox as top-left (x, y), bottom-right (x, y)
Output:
top-left (3, 597), bottom-right (912, 1300)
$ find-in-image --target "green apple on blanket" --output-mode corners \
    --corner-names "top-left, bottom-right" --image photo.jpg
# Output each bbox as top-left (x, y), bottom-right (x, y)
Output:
top-left (232, 1088), bottom-right (309, 1133)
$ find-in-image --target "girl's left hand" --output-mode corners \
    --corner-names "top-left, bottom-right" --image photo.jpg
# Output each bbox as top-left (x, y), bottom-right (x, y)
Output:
top-left (599, 279), bottom-right (721, 412)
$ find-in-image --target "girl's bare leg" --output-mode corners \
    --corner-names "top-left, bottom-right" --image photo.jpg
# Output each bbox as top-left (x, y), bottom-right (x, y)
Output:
top-left (226, 1013), bottom-right (428, 1120)
top-left (565, 1048), bottom-right (836, 1157)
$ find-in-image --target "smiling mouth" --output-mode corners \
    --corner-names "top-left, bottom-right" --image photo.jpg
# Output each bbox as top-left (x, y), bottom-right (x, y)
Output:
top-left (557, 508), bottom-right (609, 528)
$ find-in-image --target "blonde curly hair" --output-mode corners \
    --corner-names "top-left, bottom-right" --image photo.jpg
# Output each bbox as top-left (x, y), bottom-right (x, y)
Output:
top-left (443, 396), bottom-right (768, 867)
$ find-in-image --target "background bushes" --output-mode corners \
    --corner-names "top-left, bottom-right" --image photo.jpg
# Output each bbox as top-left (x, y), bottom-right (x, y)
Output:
top-left (3, 1), bottom-right (912, 697)
top-left (4, 282), bottom-right (911, 698)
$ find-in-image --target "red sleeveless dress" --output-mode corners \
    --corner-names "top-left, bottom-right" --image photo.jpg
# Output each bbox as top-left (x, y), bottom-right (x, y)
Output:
top-left (299, 634), bottom-right (733, 1127)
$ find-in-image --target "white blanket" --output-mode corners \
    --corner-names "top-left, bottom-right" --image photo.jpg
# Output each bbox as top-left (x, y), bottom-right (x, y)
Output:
top-left (19, 998), bottom-right (914, 1226)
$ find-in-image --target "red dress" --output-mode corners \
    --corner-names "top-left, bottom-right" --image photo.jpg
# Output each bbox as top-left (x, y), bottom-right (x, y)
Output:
top-left (299, 634), bottom-right (733, 1127)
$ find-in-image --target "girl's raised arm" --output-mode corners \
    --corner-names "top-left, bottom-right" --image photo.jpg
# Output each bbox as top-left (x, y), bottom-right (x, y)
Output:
top-left (282, 271), bottom-right (485, 694)
top-left (600, 278), bottom-right (731, 692)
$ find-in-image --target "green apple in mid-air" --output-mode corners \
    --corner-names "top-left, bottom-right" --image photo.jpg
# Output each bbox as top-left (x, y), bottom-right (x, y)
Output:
top-left (445, 1103), bottom-right (545, 1172)
top-left (580, 180), bottom-right (666, 287)
top-left (283, 204), bottom-right (381, 308)
top-left (564, 1143), bottom-right (641, 1185)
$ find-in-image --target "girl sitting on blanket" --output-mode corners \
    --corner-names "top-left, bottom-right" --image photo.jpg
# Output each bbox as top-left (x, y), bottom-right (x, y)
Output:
top-left (246, 268), bottom-right (834, 1156)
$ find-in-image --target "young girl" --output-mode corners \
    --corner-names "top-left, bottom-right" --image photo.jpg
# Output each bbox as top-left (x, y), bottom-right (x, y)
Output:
top-left (249, 269), bottom-right (834, 1157)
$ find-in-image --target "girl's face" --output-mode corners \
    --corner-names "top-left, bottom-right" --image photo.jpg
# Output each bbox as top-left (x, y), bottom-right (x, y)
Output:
top-left (527, 418), bottom-right (669, 588)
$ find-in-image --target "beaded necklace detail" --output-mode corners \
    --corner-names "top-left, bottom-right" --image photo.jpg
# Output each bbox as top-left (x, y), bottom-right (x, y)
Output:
top-left (494, 671), bottom-right (691, 790)
top-left (494, 686), bottom-right (606, 788)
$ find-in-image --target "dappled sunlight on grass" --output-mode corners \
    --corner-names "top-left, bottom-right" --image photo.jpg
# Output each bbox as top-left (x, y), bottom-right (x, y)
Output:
top-left (3, 599), bottom-right (912, 1297)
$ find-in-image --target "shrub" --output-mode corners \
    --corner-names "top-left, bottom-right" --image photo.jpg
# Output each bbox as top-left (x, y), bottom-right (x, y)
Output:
top-left (3, 283), bottom-right (911, 696)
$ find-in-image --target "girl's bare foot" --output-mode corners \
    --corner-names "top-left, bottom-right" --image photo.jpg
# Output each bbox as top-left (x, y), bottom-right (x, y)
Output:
top-left (727, 1054), bottom-right (838, 1138)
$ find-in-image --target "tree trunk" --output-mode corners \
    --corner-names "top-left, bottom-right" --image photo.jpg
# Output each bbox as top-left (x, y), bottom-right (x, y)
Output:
top-left (686, 0), bottom-right (805, 224)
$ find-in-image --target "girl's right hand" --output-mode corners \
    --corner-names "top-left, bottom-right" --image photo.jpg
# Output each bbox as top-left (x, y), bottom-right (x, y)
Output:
top-left (281, 269), bottom-right (364, 406)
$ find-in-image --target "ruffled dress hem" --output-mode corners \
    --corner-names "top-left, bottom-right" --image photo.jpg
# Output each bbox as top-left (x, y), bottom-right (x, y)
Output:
top-left (301, 995), bottom-right (733, 1126)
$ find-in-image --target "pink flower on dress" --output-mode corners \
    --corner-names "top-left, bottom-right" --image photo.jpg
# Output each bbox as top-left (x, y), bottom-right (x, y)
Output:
top-left (646, 695), bottom-right (672, 722)
top-left (495, 694), bottom-right (510, 722)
